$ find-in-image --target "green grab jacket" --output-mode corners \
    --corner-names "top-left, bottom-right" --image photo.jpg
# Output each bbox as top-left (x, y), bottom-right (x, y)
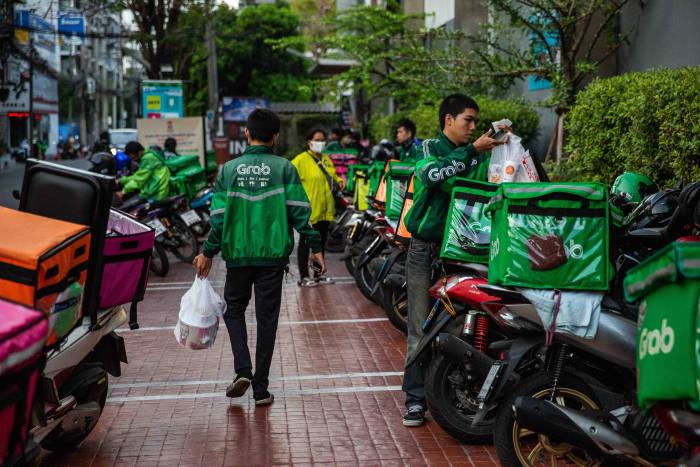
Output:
top-left (202, 145), bottom-right (322, 268)
top-left (405, 132), bottom-right (490, 242)
top-left (398, 141), bottom-right (420, 162)
top-left (120, 150), bottom-right (171, 200)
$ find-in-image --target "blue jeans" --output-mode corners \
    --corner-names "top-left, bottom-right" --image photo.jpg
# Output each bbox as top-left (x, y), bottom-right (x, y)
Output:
top-left (402, 238), bottom-right (437, 409)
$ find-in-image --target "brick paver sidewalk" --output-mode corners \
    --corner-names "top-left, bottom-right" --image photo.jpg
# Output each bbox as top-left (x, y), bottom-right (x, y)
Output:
top-left (38, 253), bottom-right (497, 467)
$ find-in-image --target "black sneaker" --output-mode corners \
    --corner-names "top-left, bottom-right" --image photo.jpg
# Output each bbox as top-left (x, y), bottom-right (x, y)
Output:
top-left (402, 405), bottom-right (425, 427)
top-left (254, 391), bottom-right (274, 406)
top-left (226, 374), bottom-right (251, 398)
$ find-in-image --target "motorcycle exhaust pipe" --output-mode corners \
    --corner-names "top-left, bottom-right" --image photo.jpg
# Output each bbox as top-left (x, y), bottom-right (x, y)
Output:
top-left (435, 333), bottom-right (495, 376)
top-left (513, 397), bottom-right (641, 459)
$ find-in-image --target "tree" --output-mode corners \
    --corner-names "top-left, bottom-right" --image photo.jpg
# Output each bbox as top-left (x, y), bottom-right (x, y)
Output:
top-left (116, 0), bottom-right (189, 79)
top-left (467, 0), bottom-right (639, 159)
top-left (173, 2), bottom-right (312, 115)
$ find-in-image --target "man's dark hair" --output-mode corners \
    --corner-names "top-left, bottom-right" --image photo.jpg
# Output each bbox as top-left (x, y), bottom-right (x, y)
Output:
top-left (246, 108), bottom-right (281, 142)
top-left (396, 118), bottom-right (416, 137)
top-left (305, 127), bottom-right (327, 141)
top-left (164, 137), bottom-right (177, 152)
top-left (439, 94), bottom-right (479, 130)
top-left (124, 141), bottom-right (144, 156)
top-left (330, 127), bottom-right (344, 138)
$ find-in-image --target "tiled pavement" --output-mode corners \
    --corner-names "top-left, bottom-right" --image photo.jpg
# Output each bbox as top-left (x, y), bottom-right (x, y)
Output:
top-left (39, 253), bottom-right (498, 466)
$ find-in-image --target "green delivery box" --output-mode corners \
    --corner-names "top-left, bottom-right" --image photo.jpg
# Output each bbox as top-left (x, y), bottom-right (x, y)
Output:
top-left (385, 161), bottom-right (414, 221)
top-left (346, 164), bottom-right (369, 194)
top-left (486, 182), bottom-right (612, 290)
top-left (368, 161), bottom-right (386, 198)
top-left (624, 240), bottom-right (700, 409)
top-left (440, 179), bottom-right (499, 264)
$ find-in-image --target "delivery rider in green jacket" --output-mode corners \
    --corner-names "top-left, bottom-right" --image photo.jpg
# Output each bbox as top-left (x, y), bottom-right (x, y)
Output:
top-left (401, 94), bottom-right (508, 427)
top-left (395, 118), bottom-right (420, 163)
top-left (117, 141), bottom-right (171, 201)
top-left (193, 109), bottom-right (324, 407)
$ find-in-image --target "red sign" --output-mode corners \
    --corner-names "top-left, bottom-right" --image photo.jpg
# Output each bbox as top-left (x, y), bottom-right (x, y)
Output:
top-left (8, 112), bottom-right (29, 118)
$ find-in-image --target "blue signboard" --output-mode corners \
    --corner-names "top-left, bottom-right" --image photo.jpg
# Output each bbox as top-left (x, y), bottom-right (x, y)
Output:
top-left (222, 97), bottom-right (269, 122)
top-left (141, 80), bottom-right (184, 119)
top-left (58, 13), bottom-right (85, 44)
top-left (528, 13), bottom-right (559, 92)
top-left (14, 10), bottom-right (54, 52)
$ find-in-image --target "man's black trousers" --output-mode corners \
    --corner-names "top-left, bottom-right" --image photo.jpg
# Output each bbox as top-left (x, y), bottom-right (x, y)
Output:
top-left (222, 265), bottom-right (285, 396)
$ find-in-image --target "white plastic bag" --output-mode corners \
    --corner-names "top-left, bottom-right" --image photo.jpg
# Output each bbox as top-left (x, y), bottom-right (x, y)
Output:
top-left (174, 277), bottom-right (225, 349)
top-left (488, 133), bottom-right (540, 184)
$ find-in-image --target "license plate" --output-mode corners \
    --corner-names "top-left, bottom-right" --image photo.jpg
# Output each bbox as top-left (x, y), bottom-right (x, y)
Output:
top-left (180, 209), bottom-right (201, 226)
top-left (147, 218), bottom-right (167, 237)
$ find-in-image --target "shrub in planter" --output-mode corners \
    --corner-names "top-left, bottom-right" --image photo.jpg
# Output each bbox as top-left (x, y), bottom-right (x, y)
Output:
top-left (566, 66), bottom-right (700, 186)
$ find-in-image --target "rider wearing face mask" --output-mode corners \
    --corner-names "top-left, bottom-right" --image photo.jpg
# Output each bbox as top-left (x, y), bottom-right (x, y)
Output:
top-left (291, 128), bottom-right (346, 287)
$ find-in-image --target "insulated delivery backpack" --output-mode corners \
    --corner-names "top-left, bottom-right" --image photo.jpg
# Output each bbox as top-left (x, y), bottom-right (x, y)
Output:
top-left (486, 182), bottom-right (612, 291)
top-left (440, 179), bottom-right (499, 264)
top-left (624, 239), bottom-right (700, 409)
top-left (0, 206), bottom-right (90, 347)
top-left (385, 161), bottom-right (414, 221)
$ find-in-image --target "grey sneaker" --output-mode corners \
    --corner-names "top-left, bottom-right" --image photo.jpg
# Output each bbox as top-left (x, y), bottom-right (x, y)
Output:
top-left (298, 277), bottom-right (318, 287)
top-left (402, 405), bottom-right (425, 427)
top-left (226, 375), bottom-right (251, 398)
top-left (254, 391), bottom-right (274, 406)
top-left (315, 276), bottom-right (335, 285)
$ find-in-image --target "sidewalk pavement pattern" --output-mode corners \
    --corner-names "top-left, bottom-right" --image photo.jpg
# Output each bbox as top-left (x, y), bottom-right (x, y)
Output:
top-left (38, 253), bottom-right (498, 466)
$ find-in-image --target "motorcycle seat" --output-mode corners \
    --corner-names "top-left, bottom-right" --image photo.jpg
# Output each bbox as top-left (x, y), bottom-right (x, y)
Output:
top-left (444, 261), bottom-right (489, 277)
top-left (150, 195), bottom-right (186, 210)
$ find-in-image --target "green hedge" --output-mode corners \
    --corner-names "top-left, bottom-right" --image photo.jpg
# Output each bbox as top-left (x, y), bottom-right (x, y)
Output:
top-left (566, 66), bottom-right (700, 185)
top-left (369, 97), bottom-right (540, 146)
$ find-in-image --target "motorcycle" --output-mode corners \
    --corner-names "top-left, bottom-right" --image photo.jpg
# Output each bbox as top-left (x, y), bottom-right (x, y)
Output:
top-left (407, 187), bottom-right (692, 448)
top-left (14, 159), bottom-right (135, 458)
top-left (124, 195), bottom-right (199, 277)
top-left (189, 186), bottom-right (214, 237)
top-left (495, 185), bottom-right (700, 467)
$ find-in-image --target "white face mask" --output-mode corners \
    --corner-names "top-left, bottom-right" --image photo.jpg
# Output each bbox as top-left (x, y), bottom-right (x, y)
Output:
top-left (310, 141), bottom-right (326, 153)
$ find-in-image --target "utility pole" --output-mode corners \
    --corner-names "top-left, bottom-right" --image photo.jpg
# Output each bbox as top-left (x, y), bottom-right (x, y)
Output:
top-left (28, 36), bottom-right (34, 159)
top-left (205, 0), bottom-right (219, 134)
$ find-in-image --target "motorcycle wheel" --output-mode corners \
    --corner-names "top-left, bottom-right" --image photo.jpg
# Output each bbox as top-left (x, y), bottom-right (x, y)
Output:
top-left (41, 363), bottom-right (108, 451)
top-left (353, 256), bottom-right (383, 304)
top-left (325, 226), bottom-right (346, 253)
top-left (494, 372), bottom-right (602, 467)
top-left (381, 284), bottom-right (407, 334)
top-left (344, 252), bottom-right (357, 277)
top-left (425, 354), bottom-right (494, 444)
top-left (150, 243), bottom-right (169, 277)
top-left (169, 218), bottom-right (199, 263)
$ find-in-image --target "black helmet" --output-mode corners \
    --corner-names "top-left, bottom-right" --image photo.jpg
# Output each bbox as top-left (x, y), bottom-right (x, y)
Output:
top-left (371, 139), bottom-right (398, 161)
top-left (625, 189), bottom-right (680, 230)
top-left (89, 152), bottom-right (117, 176)
top-left (678, 182), bottom-right (700, 227)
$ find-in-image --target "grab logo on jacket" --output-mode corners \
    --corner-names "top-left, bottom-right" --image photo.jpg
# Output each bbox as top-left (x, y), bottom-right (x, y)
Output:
top-left (237, 163), bottom-right (271, 176)
top-left (639, 318), bottom-right (675, 360)
top-left (427, 160), bottom-right (467, 182)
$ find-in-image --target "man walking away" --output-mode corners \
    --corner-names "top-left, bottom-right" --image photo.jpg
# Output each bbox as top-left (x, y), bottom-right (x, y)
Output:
top-left (402, 94), bottom-right (506, 426)
top-left (193, 109), bottom-right (325, 406)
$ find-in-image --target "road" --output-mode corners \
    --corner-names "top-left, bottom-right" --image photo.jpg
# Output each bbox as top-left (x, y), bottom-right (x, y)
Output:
top-left (35, 249), bottom-right (499, 466)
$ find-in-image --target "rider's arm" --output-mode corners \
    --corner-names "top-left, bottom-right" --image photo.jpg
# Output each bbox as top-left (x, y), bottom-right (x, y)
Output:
top-left (202, 171), bottom-right (226, 258)
top-left (415, 143), bottom-right (478, 190)
top-left (121, 157), bottom-right (157, 194)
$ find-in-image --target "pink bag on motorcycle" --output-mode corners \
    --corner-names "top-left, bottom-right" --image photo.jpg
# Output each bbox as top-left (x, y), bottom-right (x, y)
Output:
top-left (0, 299), bottom-right (48, 465)
top-left (99, 209), bottom-right (155, 309)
